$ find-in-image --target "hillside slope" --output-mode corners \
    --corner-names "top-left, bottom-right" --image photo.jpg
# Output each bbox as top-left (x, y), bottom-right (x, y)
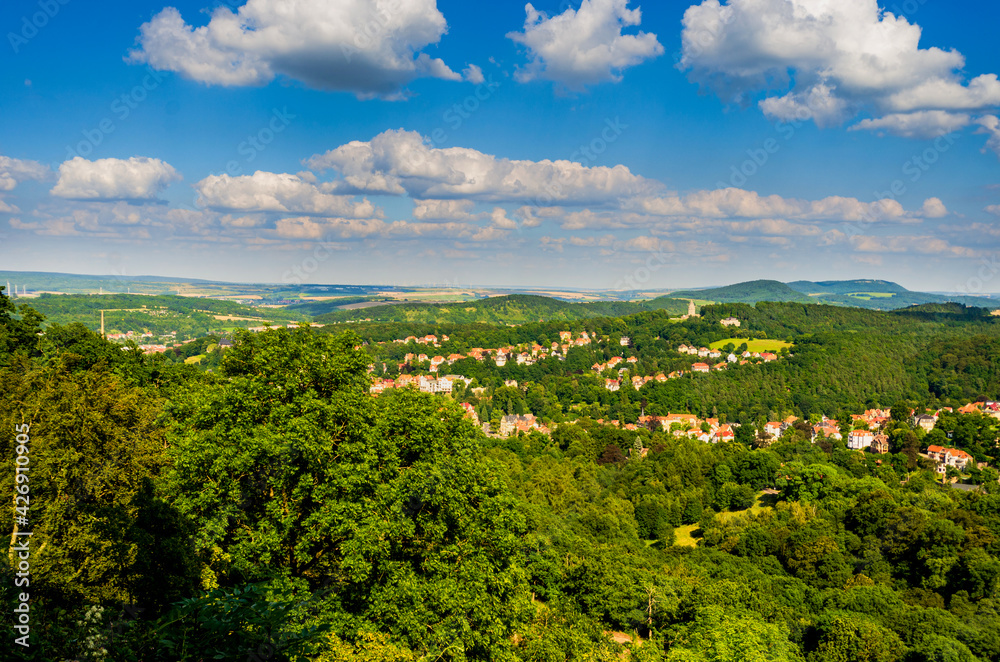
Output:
top-left (670, 280), bottom-right (812, 304)
top-left (314, 294), bottom-right (692, 325)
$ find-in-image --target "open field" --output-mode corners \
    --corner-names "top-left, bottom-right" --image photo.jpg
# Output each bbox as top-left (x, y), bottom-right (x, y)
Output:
top-left (714, 491), bottom-right (777, 525)
top-left (847, 292), bottom-right (896, 300)
top-left (709, 338), bottom-right (793, 352)
top-left (674, 524), bottom-right (701, 548)
top-left (211, 315), bottom-right (267, 321)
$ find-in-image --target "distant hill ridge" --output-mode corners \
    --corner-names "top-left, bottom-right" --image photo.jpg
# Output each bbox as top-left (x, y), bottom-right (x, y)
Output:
top-left (670, 279), bottom-right (998, 310)
top-left (312, 293), bottom-right (692, 325)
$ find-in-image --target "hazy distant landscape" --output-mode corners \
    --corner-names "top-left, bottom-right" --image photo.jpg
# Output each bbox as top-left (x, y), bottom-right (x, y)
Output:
top-left (5, 0), bottom-right (1000, 659)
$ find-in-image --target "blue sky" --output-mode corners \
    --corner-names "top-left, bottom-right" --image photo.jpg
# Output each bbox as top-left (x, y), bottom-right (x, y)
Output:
top-left (1, 0), bottom-right (999, 292)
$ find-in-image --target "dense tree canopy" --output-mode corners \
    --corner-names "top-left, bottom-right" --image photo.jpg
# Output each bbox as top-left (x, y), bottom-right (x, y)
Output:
top-left (2, 291), bottom-right (1000, 660)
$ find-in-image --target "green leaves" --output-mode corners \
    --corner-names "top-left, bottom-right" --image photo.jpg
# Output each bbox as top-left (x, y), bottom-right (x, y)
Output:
top-left (164, 328), bottom-right (531, 660)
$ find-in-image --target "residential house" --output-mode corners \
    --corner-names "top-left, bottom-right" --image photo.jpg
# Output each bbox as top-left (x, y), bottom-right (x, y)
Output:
top-left (460, 403), bottom-right (479, 425)
top-left (691, 362), bottom-right (710, 373)
top-left (872, 434), bottom-right (890, 454)
top-left (499, 414), bottom-right (547, 436)
top-left (913, 414), bottom-right (938, 431)
top-left (369, 378), bottom-right (396, 395)
top-left (927, 445), bottom-right (974, 473)
top-left (396, 374), bottom-right (418, 388)
top-left (813, 421), bottom-right (842, 440)
top-left (605, 379), bottom-right (620, 392)
top-left (848, 430), bottom-right (875, 450)
top-left (714, 424), bottom-right (735, 443)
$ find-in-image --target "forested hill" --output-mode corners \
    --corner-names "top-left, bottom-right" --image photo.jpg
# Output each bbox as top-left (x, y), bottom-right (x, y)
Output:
top-left (313, 293), bottom-right (692, 324)
top-left (4, 286), bottom-right (1000, 660)
top-left (672, 278), bottom-right (1000, 310)
top-left (671, 280), bottom-right (811, 304)
top-left (24, 293), bottom-right (306, 336)
top-left (787, 279), bottom-right (909, 295)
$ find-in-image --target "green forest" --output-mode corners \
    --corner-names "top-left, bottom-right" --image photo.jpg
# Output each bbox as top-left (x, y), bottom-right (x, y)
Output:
top-left (25, 294), bottom-right (307, 339)
top-left (311, 294), bottom-right (692, 325)
top-left (667, 280), bottom-right (1000, 311)
top-left (3, 285), bottom-right (1000, 661)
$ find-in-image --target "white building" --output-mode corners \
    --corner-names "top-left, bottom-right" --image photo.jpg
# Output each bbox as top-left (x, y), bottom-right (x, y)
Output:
top-left (847, 430), bottom-right (875, 450)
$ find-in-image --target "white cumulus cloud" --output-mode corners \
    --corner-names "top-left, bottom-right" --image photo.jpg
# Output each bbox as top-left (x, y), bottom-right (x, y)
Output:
top-left (976, 115), bottom-right (1000, 158)
top-left (850, 111), bottom-right (972, 139)
top-left (636, 188), bottom-right (918, 223)
top-left (194, 171), bottom-right (378, 217)
top-left (921, 197), bottom-right (948, 218)
top-left (0, 156), bottom-right (48, 192)
top-left (508, 0), bottom-right (662, 89)
top-left (128, 0), bottom-right (460, 98)
top-left (680, 0), bottom-right (1000, 140)
top-left (306, 128), bottom-right (660, 203)
top-left (51, 157), bottom-right (181, 200)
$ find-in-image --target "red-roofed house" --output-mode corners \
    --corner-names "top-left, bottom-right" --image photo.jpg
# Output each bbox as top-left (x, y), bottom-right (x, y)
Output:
top-left (848, 430), bottom-right (875, 450)
top-left (927, 446), bottom-right (974, 473)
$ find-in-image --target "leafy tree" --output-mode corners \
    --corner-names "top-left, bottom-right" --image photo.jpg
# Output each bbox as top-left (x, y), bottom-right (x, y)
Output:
top-left (810, 612), bottom-right (904, 662)
top-left (0, 286), bottom-right (44, 362)
top-left (0, 358), bottom-right (198, 613)
top-left (164, 327), bottom-right (531, 659)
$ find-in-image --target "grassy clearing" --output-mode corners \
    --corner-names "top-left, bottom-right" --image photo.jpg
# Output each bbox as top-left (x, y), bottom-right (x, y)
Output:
top-left (714, 491), bottom-right (777, 525)
top-left (847, 292), bottom-right (895, 299)
top-left (674, 524), bottom-right (701, 548)
top-left (709, 338), bottom-right (792, 353)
